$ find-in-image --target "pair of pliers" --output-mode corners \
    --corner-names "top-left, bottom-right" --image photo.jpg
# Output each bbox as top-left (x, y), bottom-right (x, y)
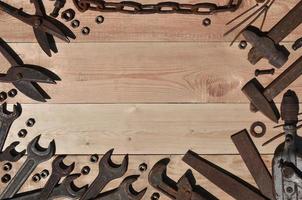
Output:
top-left (0, 38), bottom-right (60, 102)
top-left (0, 0), bottom-right (76, 56)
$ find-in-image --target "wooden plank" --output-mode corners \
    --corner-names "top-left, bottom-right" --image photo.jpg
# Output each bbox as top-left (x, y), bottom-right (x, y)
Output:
top-left (1, 0), bottom-right (302, 42)
top-left (0, 155), bottom-right (273, 200)
top-left (1, 42), bottom-right (302, 104)
top-left (5, 104), bottom-right (284, 155)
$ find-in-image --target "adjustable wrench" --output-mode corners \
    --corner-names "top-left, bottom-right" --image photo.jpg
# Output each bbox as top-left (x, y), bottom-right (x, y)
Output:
top-left (11, 174), bottom-right (88, 200)
top-left (80, 149), bottom-right (129, 200)
top-left (0, 135), bottom-right (56, 199)
top-left (39, 155), bottom-right (75, 199)
top-left (0, 102), bottom-right (22, 151)
top-left (148, 158), bottom-right (217, 200)
top-left (0, 141), bottom-right (25, 162)
top-left (95, 175), bottom-right (147, 200)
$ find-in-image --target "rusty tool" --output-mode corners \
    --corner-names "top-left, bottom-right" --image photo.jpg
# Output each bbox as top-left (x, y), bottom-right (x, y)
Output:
top-left (0, 102), bottom-right (22, 152)
top-left (80, 149), bottom-right (129, 200)
top-left (242, 56), bottom-right (302, 123)
top-left (255, 68), bottom-right (275, 77)
top-left (292, 37), bottom-right (302, 50)
top-left (39, 155), bottom-right (75, 199)
top-left (148, 158), bottom-right (217, 200)
top-left (73, 0), bottom-right (242, 15)
top-left (0, 38), bottom-right (60, 102)
top-left (272, 90), bottom-right (302, 199)
top-left (11, 174), bottom-right (88, 200)
top-left (95, 175), bottom-right (147, 200)
top-left (0, 142), bottom-right (25, 162)
top-left (0, 0), bottom-right (75, 56)
top-left (50, 0), bottom-right (66, 18)
top-left (183, 150), bottom-right (269, 200)
top-left (0, 135), bottom-right (56, 199)
top-left (242, 1), bottom-right (302, 68)
top-left (231, 129), bottom-right (274, 199)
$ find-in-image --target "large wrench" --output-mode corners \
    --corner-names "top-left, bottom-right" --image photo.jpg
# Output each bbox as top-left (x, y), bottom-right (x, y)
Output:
top-left (0, 135), bottom-right (56, 199)
top-left (96, 175), bottom-right (147, 200)
top-left (0, 141), bottom-right (25, 162)
top-left (0, 102), bottom-right (22, 151)
top-left (39, 155), bottom-right (75, 199)
top-left (11, 174), bottom-right (88, 200)
top-left (80, 149), bottom-right (129, 200)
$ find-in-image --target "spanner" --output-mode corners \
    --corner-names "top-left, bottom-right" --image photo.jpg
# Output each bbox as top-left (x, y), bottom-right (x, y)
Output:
top-left (39, 155), bottom-right (75, 199)
top-left (11, 174), bottom-right (88, 200)
top-left (0, 135), bottom-right (56, 199)
top-left (0, 141), bottom-right (25, 162)
top-left (148, 158), bottom-right (217, 200)
top-left (95, 175), bottom-right (147, 200)
top-left (80, 149), bottom-right (129, 200)
top-left (0, 102), bottom-right (22, 151)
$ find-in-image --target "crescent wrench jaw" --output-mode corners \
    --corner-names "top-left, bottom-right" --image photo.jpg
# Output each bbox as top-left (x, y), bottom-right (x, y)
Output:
top-left (52, 155), bottom-right (75, 175)
top-left (120, 175), bottom-right (147, 200)
top-left (0, 141), bottom-right (26, 162)
top-left (27, 134), bottom-right (56, 160)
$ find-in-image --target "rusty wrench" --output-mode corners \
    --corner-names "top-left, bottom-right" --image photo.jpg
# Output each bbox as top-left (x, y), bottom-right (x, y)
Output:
top-left (11, 174), bottom-right (88, 200)
top-left (0, 102), bottom-right (22, 151)
top-left (80, 149), bottom-right (129, 200)
top-left (39, 155), bottom-right (75, 199)
top-left (0, 141), bottom-right (25, 162)
top-left (95, 175), bottom-right (147, 200)
top-left (0, 135), bottom-right (56, 199)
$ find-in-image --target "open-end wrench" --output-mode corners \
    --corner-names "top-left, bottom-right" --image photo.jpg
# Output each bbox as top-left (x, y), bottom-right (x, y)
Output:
top-left (0, 141), bottom-right (25, 162)
top-left (11, 174), bottom-right (88, 200)
top-left (149, 158), bottom-right (217, 200)
top-left (0, 135), bottom-right (55, 199)
top-left (95, 175), bottom-right (147, 200)
top-left (39, 155), bottom-right (75, 199)
top-left (0, 102), bottom-right (22, 151)
top-left (80, 149), bottom-right (129, 200)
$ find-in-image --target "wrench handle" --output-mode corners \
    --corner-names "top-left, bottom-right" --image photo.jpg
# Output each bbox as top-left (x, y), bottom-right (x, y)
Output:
top-left (268, 0), bottom-right (302, 43)
top-left (0, 159), bottom-right (37, 199)
top-left (39, 174), bottom-right (62, 200)
top-left (264, 56), bottom-right (302, 101)
top-left (80, 175), bottom-right (110, 200)
top-left (0, 121), bottom-right (13, 151)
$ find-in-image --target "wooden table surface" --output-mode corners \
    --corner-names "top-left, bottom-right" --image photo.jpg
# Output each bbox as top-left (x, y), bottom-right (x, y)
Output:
top-left (0, 0), bottom-right (300, 199)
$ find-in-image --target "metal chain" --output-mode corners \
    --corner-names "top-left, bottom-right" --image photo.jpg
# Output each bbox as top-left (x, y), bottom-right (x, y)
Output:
top-left (73, 0), bottom-right (242, 15)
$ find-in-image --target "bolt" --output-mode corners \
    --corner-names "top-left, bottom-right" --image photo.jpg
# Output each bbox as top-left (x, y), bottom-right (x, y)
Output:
top-left (151, 192), bottom-right (160, 200)
top-left (81, 166), bottom-right (90, 175)
top-left (0, 92), bottom-right (7, 102)
top-left (8, 89), bottom-right (17, 98)
top-left (239, 40), bottom-right (248, 49)
top-left (90, 154), bottom-right (99, 163)
top-left (2, 163), bottom-right (12, 172)
top-left (26, 118), bottom-right (36, 127)
top-left (1, 174), bottom-right (11, 183)
top-left (41, 169), bottom-right (50, 179)
top-left (18, 129), bottom-right (28, 138)
top-left (202, 18), bottom-right (211, 26)
top-left (32, 173), bottom-right (41, 182)
top-left (254, 68), bottom-right (275, 77)
top-left (139, 163), bottom-right (148, 172)
top-left (50, 0), bottom-right (66, 18)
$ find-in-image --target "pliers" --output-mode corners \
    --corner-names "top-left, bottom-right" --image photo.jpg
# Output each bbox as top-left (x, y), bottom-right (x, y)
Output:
top-left (0, 38), bottom-right (60, 102)
top-left (0, 0), bottom-right (76, 56)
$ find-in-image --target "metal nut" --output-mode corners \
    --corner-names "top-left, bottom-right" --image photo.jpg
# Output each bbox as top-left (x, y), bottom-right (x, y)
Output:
top-left (250, 121), bottom-right (266, 138)
top-left (95, 16), bottom-right (104, 24)
top-left (26, 118), bottom-right (36, 127)
top-left (1, 174), bottom-right (11, 183)
top-left (202, 18), bottom-right (211, 26)
top-left (81, 27), bottom-right (90, 35)
top-left (41, 169), bottom-right (50, 179)
top-left (81, 166), bottom-right (90, 175)
top-left (0, 92), bottom-right (7, 102)
top-left (151, 192), bottom-right (160, 200)
top-left (61, 8), bottom-right (76, 22)
top-left (239, 40), bottom-right (248, 49)
top-left (18, 129), bottom-right (28, 138)
top-left (8, 89), bottom-right (17, 98)
top-left (139, 163), bottom-right (148, 172)
top-left (71, 20), bottom-right (80, 28)
top-left (3, 163), bottom-right (12, 172)
top-left (90, 154), bottom-right (99, 163)
top-left (32, 173), bottom-right (41, 182)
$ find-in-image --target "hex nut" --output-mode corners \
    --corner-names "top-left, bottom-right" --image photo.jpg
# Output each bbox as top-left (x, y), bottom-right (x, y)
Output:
top-left (81, 27), bottom-right (90, 35)
top-left (61, 8), bottom-right (75, 22)
top-left (41, 169), bottom-right (50, 179)
top-left (90, 154), bottom-right (99, 163)
top-left (3, 163), bottom-right (12, 172)
top-left (95, 15), bottom-right (104, 24)
top-left (139, 163), bottom-right (148, 172)
top-left (1, 174), bottom-right (11, 183)
top-left (32, 173), bottom-right (41, 182)
top-left (71, 20), bottom-right (80, 28)
top-left (239, 40), bottom-right (248, 49)
top-left (8, 89), bottom-right (17, 98)
top-left (0, 92), bottom-right (7, 102)
top-left (18, 129), bottom-right (28, 138)
top-left (202, 18), bottom-right (211, 26)
top-left (81, 166), bottom-right (90, 175)
top-left (26, 118), bottom-right (36, 127)
top-left (151, 192), bottom-right (160, 200)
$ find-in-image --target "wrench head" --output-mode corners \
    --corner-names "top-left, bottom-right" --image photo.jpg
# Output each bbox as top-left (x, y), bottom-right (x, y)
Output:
top-left (99, 149), bottom-right (129, 179)
top-left (0, 141), bottom-right (26, 162)
top-left (148, 158), bottom-right (173, 188)
top-left (62, 174), bottom-right (88, 198)
top-left (0, 102), bottom-right (22, 120)
top-left (118, 175), bottom-right (147, 200)
top-left (27, 135), bottom-right (56, 161)
top-left (52, 155), bottom-right (75, 176)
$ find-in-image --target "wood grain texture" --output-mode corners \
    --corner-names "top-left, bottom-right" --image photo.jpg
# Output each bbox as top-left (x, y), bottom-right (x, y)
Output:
top-left (1, 0), bottom-right (302, 42)
top-left (0, 155), bottom-right (273, 200)
top-left (1, 42), bottom-right (302, 104)
top-left (3, 104), bottom-right (284, 155)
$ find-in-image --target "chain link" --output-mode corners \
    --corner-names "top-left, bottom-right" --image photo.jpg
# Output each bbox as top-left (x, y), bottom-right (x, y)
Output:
top-left (73, 0), bottom-right (242, 15)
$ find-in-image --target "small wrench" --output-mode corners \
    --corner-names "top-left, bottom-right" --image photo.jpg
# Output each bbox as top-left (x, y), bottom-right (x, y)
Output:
top-left (0, 135), bottom-right (56, 199)
top-left (0, 141), bottom-right (25, 162)
top-left (80, 149), bottom-right (129, 200)
top-left (95, 175), bottom-right (147, 200)
top-left (39, 155), bottom-right (75, 199)
top-left (11, 174), bottom-right (88, 200)
top-left (0, 102), bottom-right (22, 151)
